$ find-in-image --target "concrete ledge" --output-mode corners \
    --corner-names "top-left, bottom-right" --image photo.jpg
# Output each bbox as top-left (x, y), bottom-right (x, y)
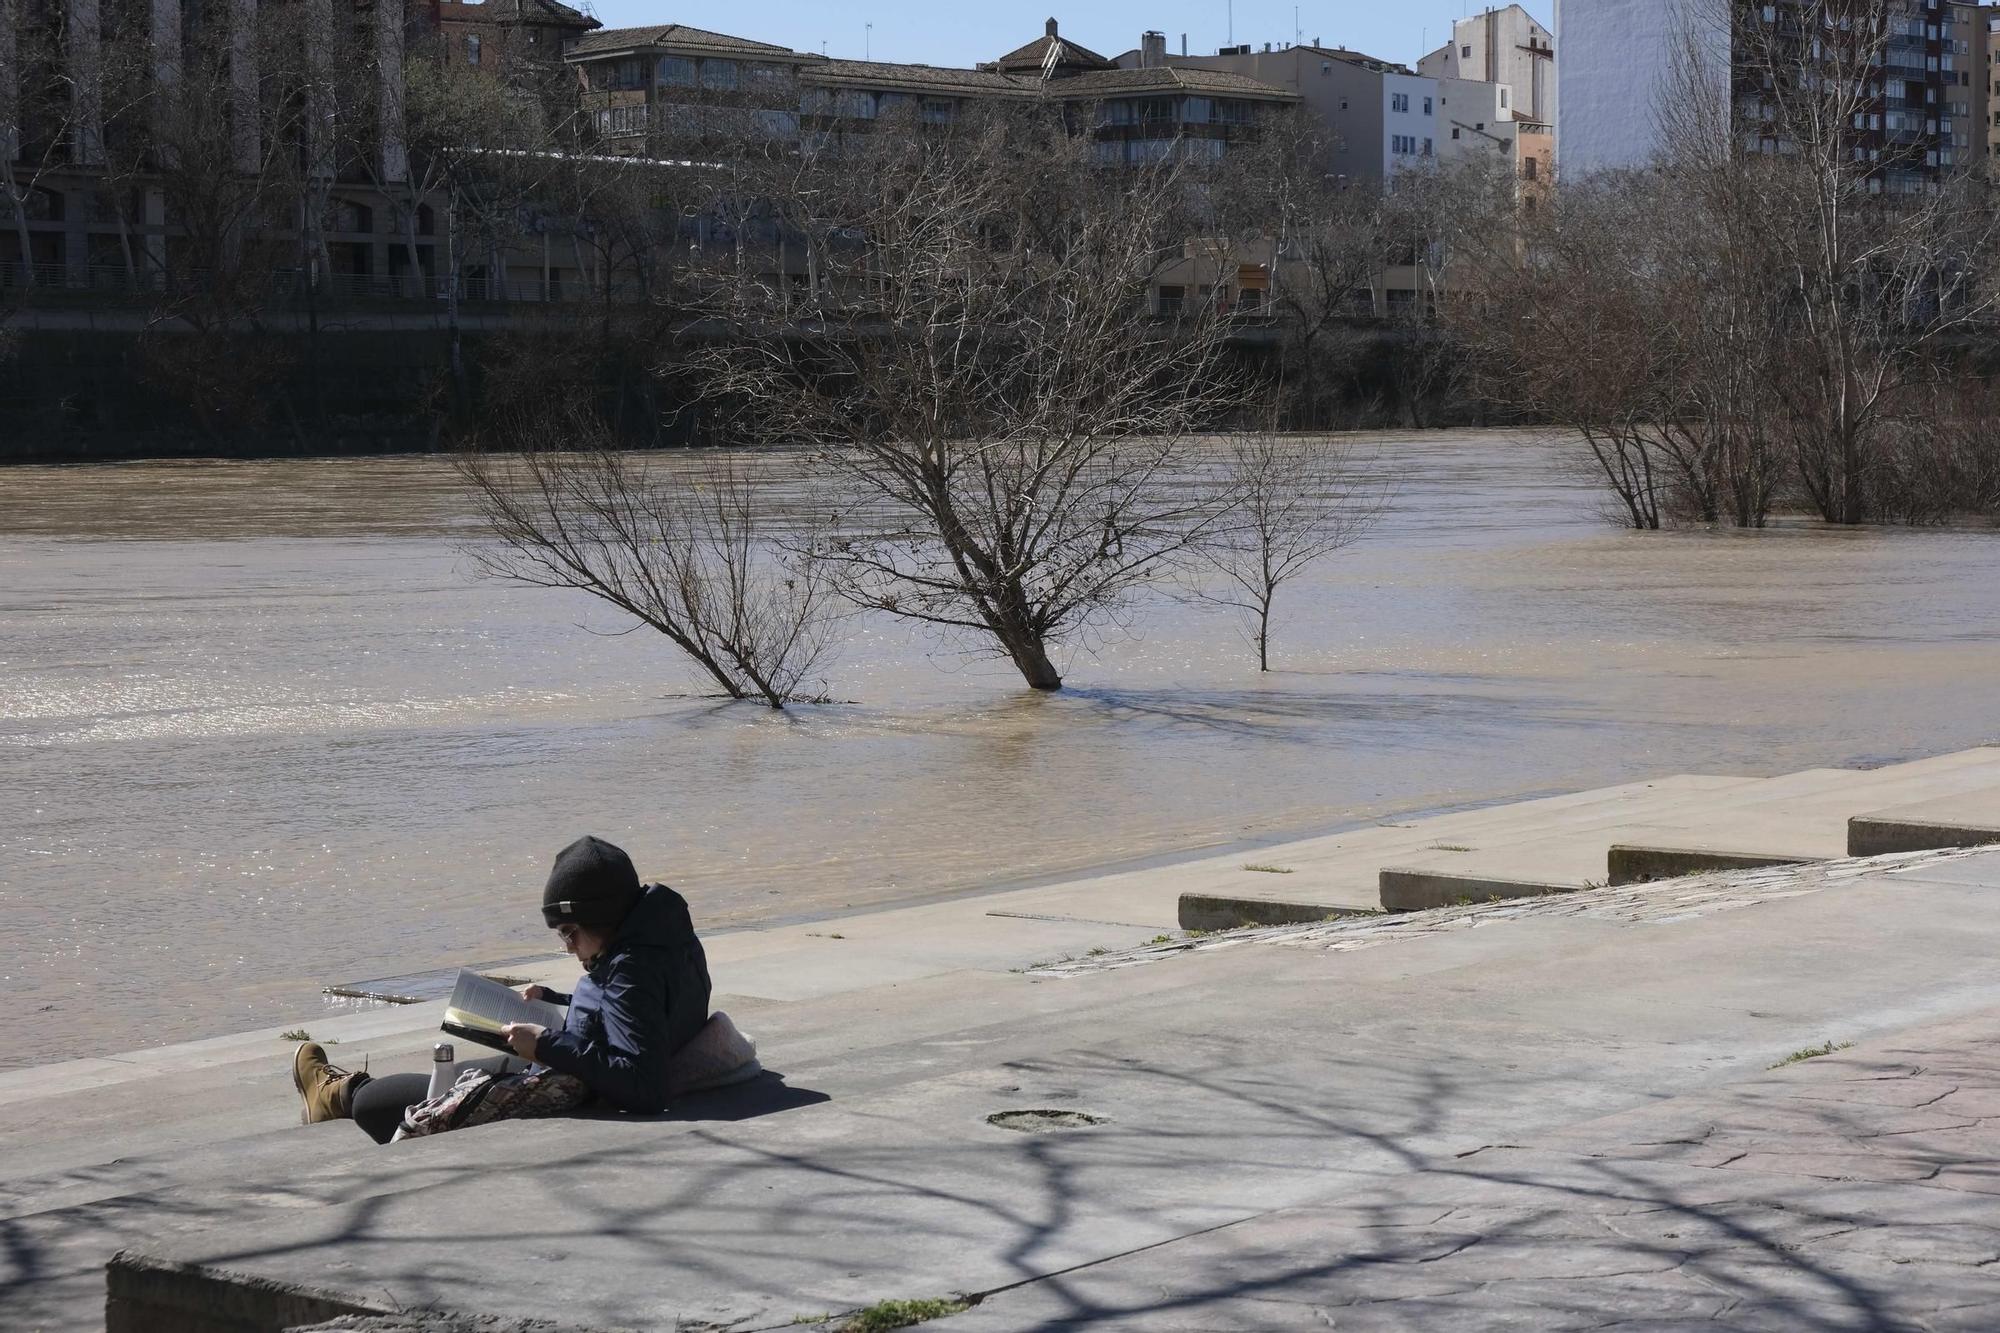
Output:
top-left (1176, 893), bottom-right (1374, 931)
top-left (1606, 845), bottom-right (1821, 887)
top-left (1847, 817), bottom-right (2000, 858)
top-left (1378, 868), bottom-right (1574, 913)
top-left (106, 1250), bottom-right (393, 1333)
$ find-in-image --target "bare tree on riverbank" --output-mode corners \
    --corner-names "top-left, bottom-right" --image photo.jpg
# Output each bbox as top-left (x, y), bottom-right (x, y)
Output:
top-left (687, 103), bottom-right (1246, 691)
top-left (1195, 433), bottom-right (1387, 671)
top-left (456, 420), bottom-right (838, 709)
top-left (1456, 0), bottom-right (2000, 528)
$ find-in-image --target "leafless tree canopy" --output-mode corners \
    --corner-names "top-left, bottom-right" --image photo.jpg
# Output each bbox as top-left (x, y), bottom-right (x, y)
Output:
top-left (1194, 433), bottom-right (1387, 671)
top-left (686, 103), bottom-right (1250, 690)
top-left (457, 418), bottom-right (838, 709)
top-left (1454, 0), bottom-right (2000, 528)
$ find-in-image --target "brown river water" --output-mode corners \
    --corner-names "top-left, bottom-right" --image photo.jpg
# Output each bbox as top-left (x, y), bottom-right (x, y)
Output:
top-left (4, 432), bottom-right (1999, 1070)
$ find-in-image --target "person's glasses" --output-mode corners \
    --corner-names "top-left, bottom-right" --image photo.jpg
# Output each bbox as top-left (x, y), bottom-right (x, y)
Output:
top-left (557, 924), bottom-right (581, 947)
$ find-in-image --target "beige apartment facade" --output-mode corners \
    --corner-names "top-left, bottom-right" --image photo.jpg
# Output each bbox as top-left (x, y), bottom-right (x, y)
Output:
top-left (1419, 3), bottom-right (1555, 127)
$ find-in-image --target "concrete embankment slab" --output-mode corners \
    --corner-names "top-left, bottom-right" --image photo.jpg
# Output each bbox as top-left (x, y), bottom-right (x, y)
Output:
top-left (948, 1008), bottom-right (2000, 1331)
top-left (62, 849), bottom-right (2000, 1333)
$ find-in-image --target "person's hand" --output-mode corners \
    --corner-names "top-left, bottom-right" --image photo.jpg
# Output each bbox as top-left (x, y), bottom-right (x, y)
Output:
top-left (501, 1022), bottom-right (545, 1059)
top-left (521, 985), bottom-right (547, 1002)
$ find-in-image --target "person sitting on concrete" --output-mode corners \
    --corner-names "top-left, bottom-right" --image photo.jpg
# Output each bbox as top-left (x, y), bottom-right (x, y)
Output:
top-left (294, 835), bottom-right (732, 1143)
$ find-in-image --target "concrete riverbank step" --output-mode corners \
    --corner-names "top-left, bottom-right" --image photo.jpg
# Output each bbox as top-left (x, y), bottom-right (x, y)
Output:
top-left (1378, 747), bottom-right (2000, 910)
top-left (1168, 768), bottom-right (1904, 924)
top-left (1175, 771), bottom-right (1776, 928)
top-left (1168, 749), bottom-right (2000, 920)
top-left (1848, 783), bottom-right (2000, 857)
top-left (1183, 766), bottom-right (1894, 924)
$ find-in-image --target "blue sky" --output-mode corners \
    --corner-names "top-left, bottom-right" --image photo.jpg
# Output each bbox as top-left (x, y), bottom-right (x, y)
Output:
top-left (581, 2), bottom-right (1552, 70)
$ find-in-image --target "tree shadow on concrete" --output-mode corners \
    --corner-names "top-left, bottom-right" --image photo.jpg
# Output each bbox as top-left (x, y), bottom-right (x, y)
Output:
top-left (32, 1030), bottom-right (2000, 1333)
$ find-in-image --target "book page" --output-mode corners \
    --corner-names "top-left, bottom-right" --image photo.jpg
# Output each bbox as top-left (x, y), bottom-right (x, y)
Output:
top-left (442, 969), bottom-right (563, 1037)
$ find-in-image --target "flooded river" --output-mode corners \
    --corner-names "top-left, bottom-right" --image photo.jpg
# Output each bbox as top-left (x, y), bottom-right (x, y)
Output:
top-left (4, 432), bottom-right (1999, 1069)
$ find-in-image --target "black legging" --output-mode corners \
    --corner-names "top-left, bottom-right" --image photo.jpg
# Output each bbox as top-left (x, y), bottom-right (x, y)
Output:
top-left (350, 1054), bottom-right (522, 1144)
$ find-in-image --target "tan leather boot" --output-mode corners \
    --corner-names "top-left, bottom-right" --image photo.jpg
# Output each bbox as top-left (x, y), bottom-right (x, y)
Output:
top-left (292, 1041), bottom-right (359, 1124)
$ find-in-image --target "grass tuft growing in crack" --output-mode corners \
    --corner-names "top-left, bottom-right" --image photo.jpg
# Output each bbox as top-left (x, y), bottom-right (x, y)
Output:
top-left (839, 1295), bottom-right (978, 1331)
top-left (1771, 1039), bottom-right (1853, 1068)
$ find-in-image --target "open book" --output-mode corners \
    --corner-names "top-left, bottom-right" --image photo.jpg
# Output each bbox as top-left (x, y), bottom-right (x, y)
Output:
top-left (441, 969), bottom-right (565, 1055)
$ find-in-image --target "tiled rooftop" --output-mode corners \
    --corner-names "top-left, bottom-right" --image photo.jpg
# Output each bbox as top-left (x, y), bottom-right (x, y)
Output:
top-left (1056, 66), bottom-right (1303, 99)
top-left (568, 24), bottom-right (797, 58)
top-left (565, 19), bottom-right (1297, 105)
top-left (991, 33), bottom-right (1116, 74)
top-left (807, 60), bottom-right (1035, 98)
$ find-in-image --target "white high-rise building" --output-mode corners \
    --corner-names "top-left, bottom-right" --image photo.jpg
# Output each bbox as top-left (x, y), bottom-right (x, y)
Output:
top-left (1552, 0), bottom-right (1727, 177)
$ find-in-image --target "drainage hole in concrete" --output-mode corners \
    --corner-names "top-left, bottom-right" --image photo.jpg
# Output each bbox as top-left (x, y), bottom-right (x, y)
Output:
top-left (986, 1109), bottom-right (1108, 1133)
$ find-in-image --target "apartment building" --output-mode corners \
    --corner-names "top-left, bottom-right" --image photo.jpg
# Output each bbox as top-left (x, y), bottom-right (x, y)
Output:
top-left (1557, 0), bottom-right (1979, 188)
top-left (1432, 75), bottom-right (1552, 194)
top-left (569, 19), bottom-right (1298, 162)
top-left (1419, 3), bottom-right (1555, 126)
top-left (1, 0), bottom-right (457, 287)
top-left (1172, 43), bottom-right (1440, 182)
top-left (1943, 0), bottom-right (1990, 166)
top-left (436, 0), bottom-right (600, 77)
top-left (1982, 6), bottom-right (2000, 161)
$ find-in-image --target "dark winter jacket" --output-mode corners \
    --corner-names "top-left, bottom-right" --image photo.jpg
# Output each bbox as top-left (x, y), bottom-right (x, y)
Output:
top-left (531, 883), bottom-right (712, 1113)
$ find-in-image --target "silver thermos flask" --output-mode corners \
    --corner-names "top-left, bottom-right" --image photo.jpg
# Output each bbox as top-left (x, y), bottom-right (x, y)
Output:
top-left (426, 1042), bottom-right (458, 1100)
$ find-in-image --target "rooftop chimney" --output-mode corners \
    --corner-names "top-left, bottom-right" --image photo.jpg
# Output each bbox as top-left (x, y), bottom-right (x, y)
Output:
top-left (1045, 17), bottom-right (1058, 38)
top-left (1141, 30), bottom-right (1166, 68)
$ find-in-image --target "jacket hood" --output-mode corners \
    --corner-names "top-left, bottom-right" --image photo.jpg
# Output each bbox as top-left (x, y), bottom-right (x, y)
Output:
top-left (599, 883), bottom-right (697, 961)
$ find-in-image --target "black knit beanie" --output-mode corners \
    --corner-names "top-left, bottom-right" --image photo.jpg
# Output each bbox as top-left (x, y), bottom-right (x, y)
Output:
top-left (541, 836), bottom-right (643, 928)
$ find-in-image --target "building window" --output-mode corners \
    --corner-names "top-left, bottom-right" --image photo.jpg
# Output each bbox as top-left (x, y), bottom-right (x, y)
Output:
top-left (597, 105), bottom-right (649, 136)
top-left (1499, 88), bottom-right (1508, 107)
top-left (1451, 126), bottom-right (1460, 139)
top-left (1422, 137), bottom-right (1433, 156)
top-left (835, 89), bottom-right (878, 119)
top-left (1522, 157), bottom-right (1538, 180)
top-left (466, 34), bottom-right (481, 65)
top-left (1460, 44), bottom-right (1471, 58)
top-left (658, 56), bottom-right (697, 86)
top-left (1391, 92), bottom-right (1409, 112)
top-left (701, 59), bottom-right (739, 91)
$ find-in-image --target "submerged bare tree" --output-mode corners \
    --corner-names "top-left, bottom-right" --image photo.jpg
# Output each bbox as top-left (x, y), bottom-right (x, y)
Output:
top-left (457, 419), bottom-right (838, 709)
top-left (691, 103), bottom-right (1246, 691)
top-left (1196, 433), bottom-right (1387, 671)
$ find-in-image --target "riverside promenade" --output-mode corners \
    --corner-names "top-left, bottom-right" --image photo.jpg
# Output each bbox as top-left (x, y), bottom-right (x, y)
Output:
top-left (3, 757), bottom-right (1999, 1330)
